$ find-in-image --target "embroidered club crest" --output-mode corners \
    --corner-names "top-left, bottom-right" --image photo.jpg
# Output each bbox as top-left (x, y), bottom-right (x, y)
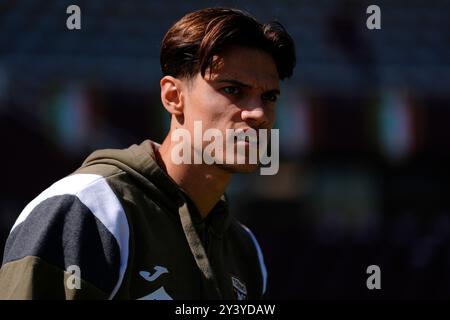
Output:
top-left (231, 275), bottom-right (247, 300)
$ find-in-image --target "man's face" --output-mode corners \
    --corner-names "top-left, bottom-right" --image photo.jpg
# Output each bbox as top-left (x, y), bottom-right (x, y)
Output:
top-left (181, 45), bottom-right (280, 173)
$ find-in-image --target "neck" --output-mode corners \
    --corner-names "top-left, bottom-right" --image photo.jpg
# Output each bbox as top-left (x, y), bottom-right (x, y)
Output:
top-left (156, 134), bottom-right (231, 219)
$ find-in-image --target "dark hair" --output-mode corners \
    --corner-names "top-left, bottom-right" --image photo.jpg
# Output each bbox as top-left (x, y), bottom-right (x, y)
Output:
top-left (160, 8), bottom-right (296, 80)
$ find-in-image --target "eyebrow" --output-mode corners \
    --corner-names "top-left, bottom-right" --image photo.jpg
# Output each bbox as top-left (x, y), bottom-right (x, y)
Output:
top-left (216, 79), bottom-right (281, 95)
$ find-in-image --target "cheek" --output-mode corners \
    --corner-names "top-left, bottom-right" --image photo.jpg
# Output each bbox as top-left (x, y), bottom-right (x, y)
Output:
top-left (269, 109), bottom-right (277, 125)
top-left (187, 86), bottom-right (218, 115)
top-left (189, 90), bottom-right (232, 122)
top-left (264, 104), bottom-right (277, 125)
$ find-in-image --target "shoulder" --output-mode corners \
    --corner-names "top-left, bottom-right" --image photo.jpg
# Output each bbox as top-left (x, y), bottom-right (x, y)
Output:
top-left (10, 173), bottom-right (129, 248)
top-left (3, 173), bottom-right (130, 298)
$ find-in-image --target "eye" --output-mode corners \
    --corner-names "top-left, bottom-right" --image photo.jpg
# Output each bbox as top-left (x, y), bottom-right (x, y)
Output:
top-left (262, 92), bottom-right (278, 103)
top-left (222, 86), bottom-right (241, 96)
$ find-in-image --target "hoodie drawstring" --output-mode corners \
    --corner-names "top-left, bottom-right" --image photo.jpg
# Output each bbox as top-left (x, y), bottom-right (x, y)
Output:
top-left (178, 200), bottom-right (222, 299)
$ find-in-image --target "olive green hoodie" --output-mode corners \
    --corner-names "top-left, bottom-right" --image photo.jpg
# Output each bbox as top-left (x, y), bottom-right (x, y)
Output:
top-left (0, 140), bottom-right (267, 299)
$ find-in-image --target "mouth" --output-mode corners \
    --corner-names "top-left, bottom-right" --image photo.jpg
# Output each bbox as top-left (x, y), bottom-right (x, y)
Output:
top-left (234, 128), bottom-right (258, 145)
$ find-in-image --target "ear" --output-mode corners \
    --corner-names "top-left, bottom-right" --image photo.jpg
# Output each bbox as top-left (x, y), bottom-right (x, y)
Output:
top-left (160, 76), bottom-right (184, 116)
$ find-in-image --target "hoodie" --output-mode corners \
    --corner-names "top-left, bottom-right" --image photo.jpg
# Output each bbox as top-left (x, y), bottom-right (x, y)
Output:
top-left (0, 140), bottom-right (267, 300)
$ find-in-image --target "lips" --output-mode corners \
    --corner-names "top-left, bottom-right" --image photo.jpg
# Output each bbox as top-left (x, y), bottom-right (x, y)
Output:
top-left (234, 128), bottom-right (258, 144)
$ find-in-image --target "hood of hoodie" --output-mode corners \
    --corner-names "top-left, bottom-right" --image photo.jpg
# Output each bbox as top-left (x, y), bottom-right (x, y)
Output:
top-left (78, 139), bottom-right (232, 239)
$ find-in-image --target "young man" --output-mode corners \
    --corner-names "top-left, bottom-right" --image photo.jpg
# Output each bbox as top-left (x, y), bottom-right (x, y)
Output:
top-left (0, 8), bottom-right (295, 299)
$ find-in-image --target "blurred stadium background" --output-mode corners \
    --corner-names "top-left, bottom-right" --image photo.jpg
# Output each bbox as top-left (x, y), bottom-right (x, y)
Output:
top-left (1, 0), bottom-right (450, 298)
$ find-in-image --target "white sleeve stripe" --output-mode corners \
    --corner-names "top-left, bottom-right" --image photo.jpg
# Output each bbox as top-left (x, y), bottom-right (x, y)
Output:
top-left (241, 224), bottom-right (268, 296)
top-left (10, 173), bottom-right (129, 299)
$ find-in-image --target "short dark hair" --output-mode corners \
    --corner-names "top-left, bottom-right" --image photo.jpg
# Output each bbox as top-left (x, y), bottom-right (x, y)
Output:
top-left (160, 7), bottom-right (296, 80)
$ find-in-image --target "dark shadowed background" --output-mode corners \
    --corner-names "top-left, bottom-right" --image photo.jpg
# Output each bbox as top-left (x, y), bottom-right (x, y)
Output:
top-left (1, 0), bottom-right (450, 299)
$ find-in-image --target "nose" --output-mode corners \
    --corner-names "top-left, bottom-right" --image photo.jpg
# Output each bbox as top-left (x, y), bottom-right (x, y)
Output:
top-left (241, 106), bottom-right (270, 129)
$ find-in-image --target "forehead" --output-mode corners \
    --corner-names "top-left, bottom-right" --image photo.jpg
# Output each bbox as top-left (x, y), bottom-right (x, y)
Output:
top-left (206, 46), bottom-right (280, 90)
